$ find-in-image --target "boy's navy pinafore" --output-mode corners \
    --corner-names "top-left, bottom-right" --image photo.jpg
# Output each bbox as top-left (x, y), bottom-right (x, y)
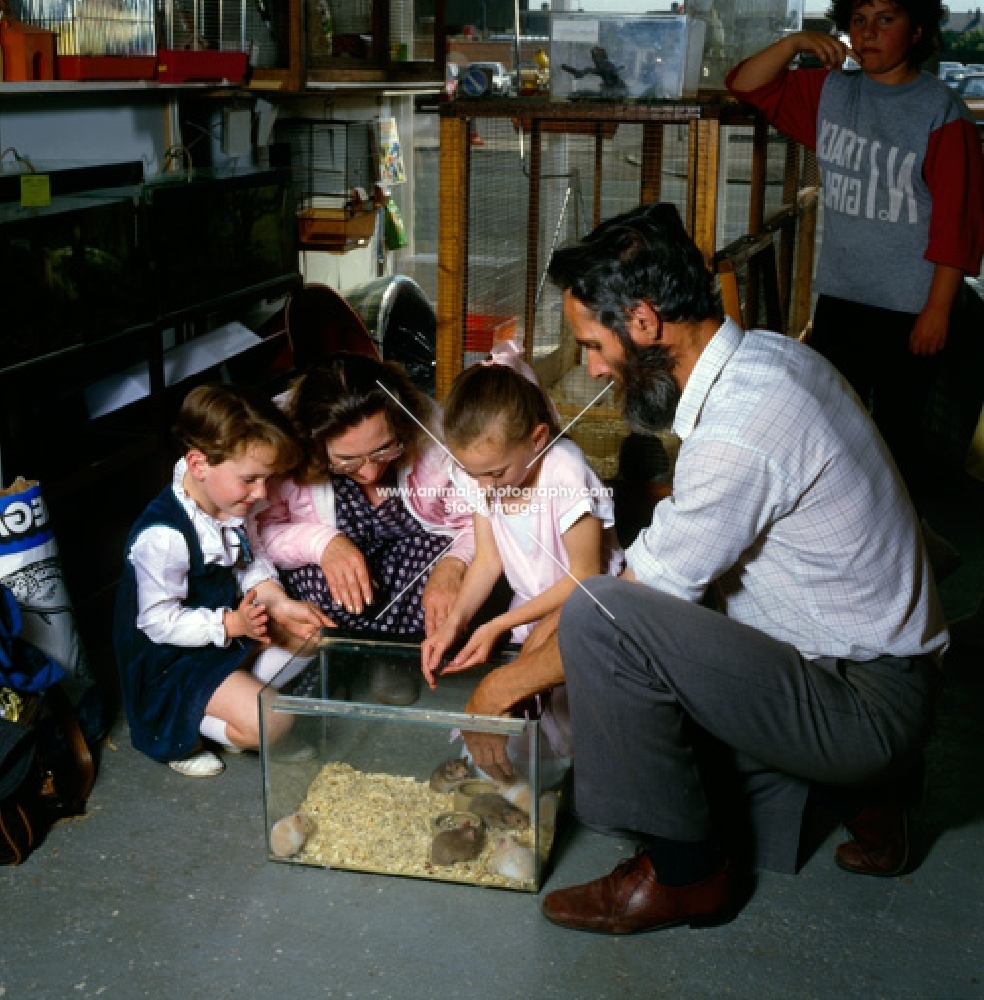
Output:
top-left (114, 487), bottom-right (255, 762)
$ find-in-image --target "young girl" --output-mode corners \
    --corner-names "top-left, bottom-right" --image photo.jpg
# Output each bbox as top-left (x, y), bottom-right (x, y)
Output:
top-left (114, 384), bottom-right (328, 778)
top-left (421, 342), bottom-right (623, 750)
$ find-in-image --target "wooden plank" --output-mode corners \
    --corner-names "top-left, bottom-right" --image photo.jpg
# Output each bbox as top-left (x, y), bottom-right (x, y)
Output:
top-left (691, 117), bottom-right (719, 260)
top-left (593, 127), bottom-right (604, 228)
top-left (524, 121), bottom-right (542, 367)
top-left (717, 259), bottom-right (742, 326)
top-left (778, 138), bottom-right (800, 332)
top-left (790, 179), bottom-right (819, 338)
top-left (436, 116), bottom-right (469, 400)
top-left (640, 121), bottom-right (664, 205)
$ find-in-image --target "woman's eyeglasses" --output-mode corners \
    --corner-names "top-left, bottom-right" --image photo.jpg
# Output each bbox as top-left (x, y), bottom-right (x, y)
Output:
top-left (327, 441), bottom-right (404, 475)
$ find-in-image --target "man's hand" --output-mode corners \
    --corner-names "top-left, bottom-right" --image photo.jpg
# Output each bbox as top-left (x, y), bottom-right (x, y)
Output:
top-left (909, 303), bottom-right (950, 356)
top-left (462, 672), bottom-right (515, 783)
top-left (421, 557), bottom-right (466, 636)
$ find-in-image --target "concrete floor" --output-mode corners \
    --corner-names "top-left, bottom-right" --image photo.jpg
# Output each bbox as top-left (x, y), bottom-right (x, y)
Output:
top-left (2, 481), bottom-right (983, 1000)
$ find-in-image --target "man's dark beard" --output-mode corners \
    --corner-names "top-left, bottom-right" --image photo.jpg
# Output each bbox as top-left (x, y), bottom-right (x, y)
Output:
top-left (613, 341), bottom-right (681, 434)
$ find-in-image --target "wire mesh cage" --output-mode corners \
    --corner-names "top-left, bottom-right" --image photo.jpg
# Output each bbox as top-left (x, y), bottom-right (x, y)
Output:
top-left (274, 119), bottom-right (379, 252)
top-left (10, 0), bottom-right (156, 77)
top-left (436, 103), bottom-right (816, 480)
top-left (445, 116), bottom-right (699, 479)
top-left (155, 0), bottom-right (248, 81)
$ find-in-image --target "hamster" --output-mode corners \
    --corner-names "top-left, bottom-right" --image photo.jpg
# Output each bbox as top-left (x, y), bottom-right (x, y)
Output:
top-left (468, 792), bottom-right (530, 831)
top-left (429, 758), bottom-right (473, 793)
top-left (497, 779), bottom-right (533, 814)
top-left (430, 822), bottom-right (486, 865)
top-left (269, 812), bottom-right (316, 858)
top-left (490, 834), bottom-right (536, 881)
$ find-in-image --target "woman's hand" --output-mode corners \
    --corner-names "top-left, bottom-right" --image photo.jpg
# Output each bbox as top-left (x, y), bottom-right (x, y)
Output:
top-left (421, 615), bottom-right (464, 689)
top-left (421, 557), bottom-right (466, 636)
top-left (320, 534), bottom-right (374, 614)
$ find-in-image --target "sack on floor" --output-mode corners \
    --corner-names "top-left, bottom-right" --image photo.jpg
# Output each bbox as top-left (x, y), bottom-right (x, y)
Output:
top-left (0, 684), bottom-right (95, 865)
top-left (0, 478), bottom-right (107, 741)
top-left (0, 714), bottom-right (44, 865)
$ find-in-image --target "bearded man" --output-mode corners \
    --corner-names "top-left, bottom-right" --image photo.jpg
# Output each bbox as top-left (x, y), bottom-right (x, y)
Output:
top-left (461, 202), bottom-right (947, 935)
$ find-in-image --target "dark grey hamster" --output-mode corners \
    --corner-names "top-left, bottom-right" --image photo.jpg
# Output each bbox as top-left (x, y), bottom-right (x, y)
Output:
top-left (430, 822), bottom-right (486, 865)
top-left (429, 758), bottom-right (473, 793)
top-left (468, 792), bottom-right (530, 831)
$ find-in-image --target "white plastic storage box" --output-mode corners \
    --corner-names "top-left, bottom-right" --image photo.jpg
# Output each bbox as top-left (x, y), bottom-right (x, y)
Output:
top-left (549, 13), bottom-right (706, 100)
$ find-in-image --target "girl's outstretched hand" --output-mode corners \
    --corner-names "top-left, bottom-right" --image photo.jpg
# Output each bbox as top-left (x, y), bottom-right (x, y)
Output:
top-left (270, 597), bottom-right (333, 640)
top-left (421, 616), bottom-right (463, 689)
top-left (443, 620), bottom-right (505, 674)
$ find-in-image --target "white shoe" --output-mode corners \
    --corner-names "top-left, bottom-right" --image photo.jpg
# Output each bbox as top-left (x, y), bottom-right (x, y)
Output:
top-left (168, 749), bottom-right (225, 777)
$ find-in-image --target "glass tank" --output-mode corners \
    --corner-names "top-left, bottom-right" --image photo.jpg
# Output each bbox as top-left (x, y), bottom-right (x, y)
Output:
top-left (0, 192), bottom-right (149, 371)
top-left (259, 632), bottom-right (567, 892)
top-left (141, 167), bottom-right (297, 319)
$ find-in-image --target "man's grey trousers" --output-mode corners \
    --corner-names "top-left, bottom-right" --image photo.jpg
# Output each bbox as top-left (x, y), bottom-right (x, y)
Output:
top-left (557, 577), bottom-right (939, 873)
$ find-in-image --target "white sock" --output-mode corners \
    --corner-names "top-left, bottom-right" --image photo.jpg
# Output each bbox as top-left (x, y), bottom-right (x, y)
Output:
top-left (253, 647), bottom-right (316, 688)
top-left (200, 714), bottom-right (237, 749)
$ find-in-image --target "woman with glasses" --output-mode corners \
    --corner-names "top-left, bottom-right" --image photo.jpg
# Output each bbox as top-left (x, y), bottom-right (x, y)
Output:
top-left (256, 355), bottom-right (474, 701)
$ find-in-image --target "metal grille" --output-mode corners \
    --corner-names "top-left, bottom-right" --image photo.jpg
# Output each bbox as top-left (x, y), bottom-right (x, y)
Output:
top-left (456, 117), bottom-right (699, 477)
top-left (274, 119), bottom-right (378, 208)
top-left (439, 104), bottom-right (816, 477)
top-left (157, 0), bottom-right (245, 52)
top-left (13, 0), bottom-right (155, 56)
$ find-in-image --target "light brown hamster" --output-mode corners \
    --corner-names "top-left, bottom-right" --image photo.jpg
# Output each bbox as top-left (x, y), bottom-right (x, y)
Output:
top-left (269, 812), bottom-right (316, 858)
top-left (468, 792), bottom-right (530, 831)
top-left (430, 822), bottom-right (486, 865)
top-left (490, 833), bottom-right (536, 881)
top-left (429, 758), bottom-right (473, 793)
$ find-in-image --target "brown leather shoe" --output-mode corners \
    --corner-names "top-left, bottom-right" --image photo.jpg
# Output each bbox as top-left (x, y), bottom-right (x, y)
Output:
top-left (835, 801), bottom-right (909, 877)
top-left (541, 851), bottom-right (734, 934)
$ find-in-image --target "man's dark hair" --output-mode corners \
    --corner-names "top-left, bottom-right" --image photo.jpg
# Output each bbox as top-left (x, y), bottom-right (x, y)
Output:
top-left (827, 0), bottom-right (944, 67)
top-left (546, 203), bottom-right (722, 342)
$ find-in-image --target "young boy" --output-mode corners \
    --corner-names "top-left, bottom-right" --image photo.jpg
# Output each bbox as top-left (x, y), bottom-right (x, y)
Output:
top-left (114, 384), bottom-right (329, 777)
top-left (726, 0), bottom-right (984, 516)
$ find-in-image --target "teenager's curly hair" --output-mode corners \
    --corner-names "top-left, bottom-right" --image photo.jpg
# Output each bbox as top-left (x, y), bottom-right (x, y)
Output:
top-left (827, 0), bottom-right (946, 67)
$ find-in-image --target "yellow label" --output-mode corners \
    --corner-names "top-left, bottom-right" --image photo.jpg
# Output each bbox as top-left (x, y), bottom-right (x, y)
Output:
top-left (20, 174), bottom-right (51, 208)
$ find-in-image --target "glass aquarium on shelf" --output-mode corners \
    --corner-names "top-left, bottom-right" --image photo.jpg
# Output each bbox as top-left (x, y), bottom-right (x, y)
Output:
top-left (691, 0), bottom-right (804, 90)
top-left (549, 12), bottom-right (706, 100)
top-left (259, 632), bottom-right (568, 892)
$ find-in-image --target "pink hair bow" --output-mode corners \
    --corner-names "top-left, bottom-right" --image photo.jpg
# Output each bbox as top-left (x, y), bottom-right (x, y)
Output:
top-left (479, 338), bottom-right (561, 424)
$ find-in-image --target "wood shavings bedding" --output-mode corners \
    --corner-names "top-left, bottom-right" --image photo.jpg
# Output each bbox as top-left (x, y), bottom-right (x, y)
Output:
top-left (293, 762), bottom-right (538, 889)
